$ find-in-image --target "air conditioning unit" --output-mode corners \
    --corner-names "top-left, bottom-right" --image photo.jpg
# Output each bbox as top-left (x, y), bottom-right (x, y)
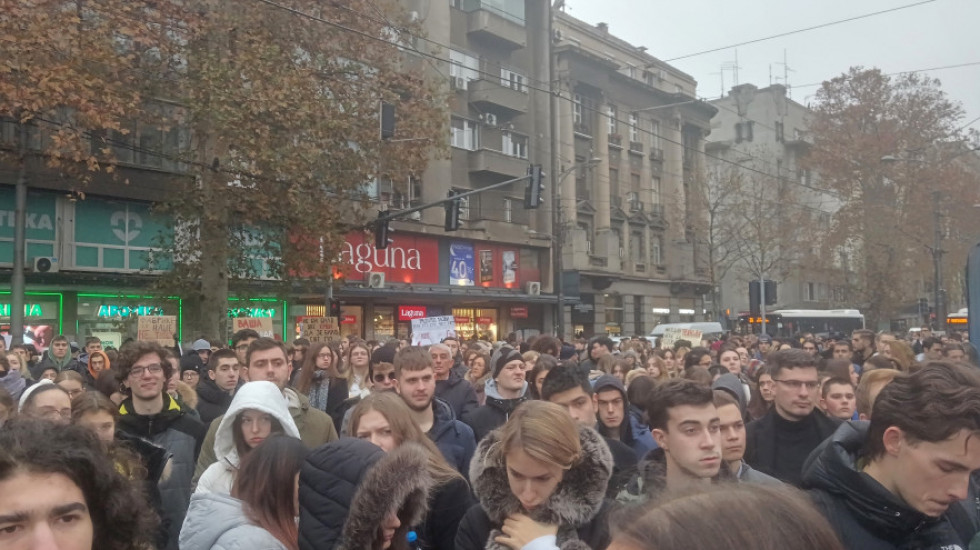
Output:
top-left (451, 76), bottom-right (466, 90)
top-left (484, 113), bottom-right (498, 127)
top-left (367, 272), bottom-right (386, 289)
top-left (526, 281), bottom-right (541, 296)
top-left (32, 256), bottom-right (59, 273)
top-left (408, 211), bottom-right (421, 221)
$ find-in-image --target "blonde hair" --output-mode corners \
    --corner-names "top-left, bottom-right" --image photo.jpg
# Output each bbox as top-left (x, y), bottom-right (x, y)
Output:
top-left (495, 401), bottom-right (581, 470)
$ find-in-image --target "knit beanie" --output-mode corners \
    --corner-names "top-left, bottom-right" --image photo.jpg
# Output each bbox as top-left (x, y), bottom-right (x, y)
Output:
top-left (490, 346), bottom-right (523, 379)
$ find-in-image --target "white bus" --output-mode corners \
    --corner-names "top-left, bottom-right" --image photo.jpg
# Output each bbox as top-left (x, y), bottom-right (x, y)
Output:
top-left (735, 309), bottom-right (865, 338)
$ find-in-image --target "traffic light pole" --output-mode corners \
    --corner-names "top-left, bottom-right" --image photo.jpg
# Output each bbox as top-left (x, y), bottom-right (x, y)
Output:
top-left (373, 172), bottom-right (534, 226)
top-left (760, 273), bottom-right (767, 336)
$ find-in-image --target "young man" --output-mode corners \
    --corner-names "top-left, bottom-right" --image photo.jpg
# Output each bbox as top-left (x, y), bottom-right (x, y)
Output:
top-left (31, 334), bottom-right (78, 379)
top-left (851, 329), bottom-right (875, 367)
top-left (804, 363), bottom-right (980, 549)
top-left (712, 389), bottom-right (780, 485)
top-left (578, 336), bottom-right (614, 374)
top-left (394, 346), bottom-right (475, 475)
top-left (617, 379), bottom-right (723, 502)
top-left (231, 329), bottom-right (260, 367)
top-left (462, 346), bottom-right (528, 442)
top-left (115, 341), bottom-right (206, 550)
top-left (593, 374), bottom-right (657, 459)
top-left (944, 343), bottom-right (967, 363)
top-left (429, 343), bottom-right (478, 419)
top-left (194, 348), bottom-right (242, 424)
top-left (854, 368), bottom-right (901, 421)
top-left (180, 363), bottom-right (200, 389)
top-left (542, 365), bottom-right (637, 495)
top-left (194, 338), bottom-right (337, 481)
top-left (820, 378), bottom-right (856, 420)
top-left (744, 348), bottom-right (840, 486)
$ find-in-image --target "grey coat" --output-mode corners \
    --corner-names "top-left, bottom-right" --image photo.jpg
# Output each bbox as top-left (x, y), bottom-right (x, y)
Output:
top-left (179, 492), bottom-right (287, 550)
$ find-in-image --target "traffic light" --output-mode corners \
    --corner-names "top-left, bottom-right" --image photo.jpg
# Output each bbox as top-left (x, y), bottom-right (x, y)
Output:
top-left (749, 280), bottom-right (777, 314)
top-left (524, 164), bottom-right (544, 209)
top-left (444, 192), bottom-right (461, 231)
top-left (374, 210), bottom-right (390, 249)
top-left (329, 299), bottom-right (341, 317)
top-left (764, 280), bottom-right (777, 305)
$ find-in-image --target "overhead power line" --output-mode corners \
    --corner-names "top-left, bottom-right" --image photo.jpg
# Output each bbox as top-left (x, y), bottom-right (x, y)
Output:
top-left (663, 0), bottom-right (939, 62)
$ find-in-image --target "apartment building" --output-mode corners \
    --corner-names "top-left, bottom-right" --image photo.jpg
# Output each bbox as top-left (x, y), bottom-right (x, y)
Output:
top-left (553, 13), bottom-right (716, 337)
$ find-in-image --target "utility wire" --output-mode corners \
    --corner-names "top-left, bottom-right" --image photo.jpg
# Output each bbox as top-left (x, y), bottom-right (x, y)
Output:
top-left (663, 0), bottom-right (939, 62)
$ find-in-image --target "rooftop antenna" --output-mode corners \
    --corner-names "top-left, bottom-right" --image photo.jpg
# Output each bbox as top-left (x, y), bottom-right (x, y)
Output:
top-left (774, 49), bottom-right (795, 97)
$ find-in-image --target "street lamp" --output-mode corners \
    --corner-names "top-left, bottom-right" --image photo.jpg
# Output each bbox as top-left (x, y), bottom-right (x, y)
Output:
top-left (554, 157), bottom-right (601, 339)
top-left (881, 154), bottom-right (945, 328)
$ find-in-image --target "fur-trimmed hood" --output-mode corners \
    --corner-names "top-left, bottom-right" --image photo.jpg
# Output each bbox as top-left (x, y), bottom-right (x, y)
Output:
top-left (338, 442), bottom-right (433, 550)
top-left (469, 424), bottom-right (612, 550)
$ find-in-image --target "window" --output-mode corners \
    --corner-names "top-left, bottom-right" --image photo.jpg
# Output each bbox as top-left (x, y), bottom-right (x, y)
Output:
top-left (450, 117), bottom-right (479, 150)
top-left (449, 50), bottom-right (479, 84)
top-left (631, 230), bottom-right (644, 261)
top-left (500, 68), bottom-right (526, 92)
top-left (735, 121), bottom-right (754, 143)
top-left (650, 119), bottom-right (661, 149)
top-left (805, 282), bottom-right (817, 302)
top-left (452, 188), bottom-right (471, 220)
top-left (775, 121), bottom-right (785, 142)
top-left (578, 221), bottom-right (593, 254)
top-left (651, 176), bottom-right (662, 206)
top-left (573, 94), bottom-right (583, 125)
top-left (629, 113), bottom-right (639, 142)
top-left (608, 168), bottom-right (619, 203)
top-left (503, 198), bottom-right (512, 222)
top-left (607, 104), bottom-right (617, 135)
top-left (651, 237), bottom-right (662, 265)
top-left (502, 132), bottom-right (527, 159)
top-left (799, 169), bottom-right (812, 187)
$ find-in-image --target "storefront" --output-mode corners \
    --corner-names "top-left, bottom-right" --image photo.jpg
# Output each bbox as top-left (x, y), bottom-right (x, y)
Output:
top-left (75, 293), bottom-right (181, 349)
top-left (0, 292), bottom-right (63, 351)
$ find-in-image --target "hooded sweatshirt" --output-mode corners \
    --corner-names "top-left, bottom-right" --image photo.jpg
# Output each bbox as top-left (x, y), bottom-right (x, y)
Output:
top-left (196, 381), bottom-right (300, 496)
top-left (179, 492), bottom-right (288, 550)
top-left (31, 346), bottom-right (78, 378)
top-left (592, 375), bottom-right (657, 460)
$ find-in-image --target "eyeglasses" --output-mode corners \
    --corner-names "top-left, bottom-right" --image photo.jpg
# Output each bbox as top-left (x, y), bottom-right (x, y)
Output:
top-left (802, 346), bottom-right (817, 351)
top-left (316, 353), bottom-right (333, 360)
top-left (373, 372), bottom-right (396, 383)
top-left (38, 408), bottom-right (72, 421)
top-left (128, 364), bottom-right (164, 378)
top-left (772, 379), bottom-right (820, 391)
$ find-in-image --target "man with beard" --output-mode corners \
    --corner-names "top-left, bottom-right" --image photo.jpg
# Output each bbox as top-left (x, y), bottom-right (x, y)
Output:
top-left (394, 346), bottom-right (476, 476)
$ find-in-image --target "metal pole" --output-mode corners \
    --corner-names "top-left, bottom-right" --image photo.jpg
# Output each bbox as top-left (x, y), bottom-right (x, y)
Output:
top-left (10, 129), bottom-right (28, 346)
top-left (933, 190), bottom-right (945, 329)
top-left (550, 5), bottom-right (563, 339)
top-left (759, 273), bottom-right (767, 336)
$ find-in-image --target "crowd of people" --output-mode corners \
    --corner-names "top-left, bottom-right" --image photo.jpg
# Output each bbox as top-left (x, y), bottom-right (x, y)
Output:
top-left (1, 325), bottom-right (980, 550)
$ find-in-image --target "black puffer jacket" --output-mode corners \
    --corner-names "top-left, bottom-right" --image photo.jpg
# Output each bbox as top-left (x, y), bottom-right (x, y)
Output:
top-left (194, 377), bottom-right (236, 425)
top-left (803, 421), bottom-right (967, 550)
top-left (455, 424), bottom-right (614, 550)
top-left (298, 438), bottom-right (385, 550)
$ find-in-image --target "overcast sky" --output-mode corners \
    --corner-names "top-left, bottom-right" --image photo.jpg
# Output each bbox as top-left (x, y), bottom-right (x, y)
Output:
top-left (565, 0), bottom-right (980, 134)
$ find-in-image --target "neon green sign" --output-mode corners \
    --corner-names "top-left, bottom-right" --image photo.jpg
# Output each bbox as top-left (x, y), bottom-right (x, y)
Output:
top-left (97, 305), bottom-right (164, 317)
top-left (0, 304), bottom-right (44, 317)
top-left (228, 307), bottom-right (276, 318)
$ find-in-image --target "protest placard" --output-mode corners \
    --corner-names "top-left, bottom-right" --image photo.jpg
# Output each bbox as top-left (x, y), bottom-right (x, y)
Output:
top-left (301, 317), bottom-right (340, 342)
top-left (660, 327), bottom-right (703, 349)
top-left (137, 315), bottom-right (177, 347)
top-left (232, 317), bottom-right (274, 338)
top-left (411, 315), bottom-right (457, 346)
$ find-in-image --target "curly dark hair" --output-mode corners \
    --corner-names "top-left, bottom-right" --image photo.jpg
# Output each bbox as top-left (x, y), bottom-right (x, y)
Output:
top-left (865, 362), bottom-right (980, 460)
top-left (114, 340), bottom-right (173, 383)
top-left (0, 419), bottom-right (158, 550)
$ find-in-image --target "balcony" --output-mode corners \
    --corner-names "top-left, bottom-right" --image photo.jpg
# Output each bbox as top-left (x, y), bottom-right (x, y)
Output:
top-left (649, 148), bottom-right (664, 162)
top-left (629, 141), bottom-right (644, 154)
top-left (467, 9), bottom-right (526, 50)
top-left (468, 79), bottom-right (528, 116)
top-left (608, 134), bottom-right (623, 148)
top-left (468, 148), bottom-right (527, 180)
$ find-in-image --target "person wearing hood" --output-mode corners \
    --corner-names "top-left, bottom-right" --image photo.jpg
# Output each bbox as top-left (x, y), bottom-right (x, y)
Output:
top-left (30, 334), bottom-right (78, 379)
top-left (83, 349), bottom-right (111, 388)
top-left (195, 349), bottom-right (243, 424)
top-left (194, 338), bottom-right (338, 485)
top-left (181, 435), bottom-right (310, 550)
top-left (393, 346), bottom-right (476, 475)
top-left (803, 363), bottom-right (980, 550)
top-left (298, 438), bottom-right (434, 550)
top-left (0, 352), bottom-right (26, 401)
top-left (593, 374), bottom-right (657, 460)
top-left (712, 372), bottom-right (749, 421)
top-left (456, 400), bottom-right (614, 550)
top-left (196, 380), bottom-right (301, 495)
top-left (463, 346), bottom-right (529, 443)
top-left (115, 341), bottom-right (207, 550)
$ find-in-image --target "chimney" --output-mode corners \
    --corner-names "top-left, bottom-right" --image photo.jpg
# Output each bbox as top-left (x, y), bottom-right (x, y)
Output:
top-left (596, 22), bottom-right (608, 34)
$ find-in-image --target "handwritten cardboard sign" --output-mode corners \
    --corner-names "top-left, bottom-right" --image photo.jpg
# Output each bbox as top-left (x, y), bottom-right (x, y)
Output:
top-left (411, 315), bottom-right (457, 346)
top-left (232, 317), bottom-right (274, 338)
top-left (137, 315), bottom-right (177, 347)
top-left (301, 317), bottom-right (340, 343)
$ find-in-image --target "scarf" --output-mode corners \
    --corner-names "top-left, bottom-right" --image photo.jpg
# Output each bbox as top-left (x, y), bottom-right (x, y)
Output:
top-left (309, 370), bottom-right (330, 412)
top-left (0, 368), bottom-right (26, 400)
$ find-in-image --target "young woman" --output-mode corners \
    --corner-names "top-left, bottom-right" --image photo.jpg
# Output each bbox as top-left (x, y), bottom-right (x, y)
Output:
top-left (644, 354), bottom-right (669, 383)
top-left (346, 341), bottom-right (372, 398)
top-left (609, 483), bottom-right (843, 550)
top-left (526, 354), bottom-right (558, 400)
top-left (197, 380), bottom-right (301, 495)
top-left (456, 400), bottom-right (614, 550)
top-left (465, 352), bottom-right (490, 406)
top-left (522, 350), bottom-right (540, 372)
top-left (0, 353), bottom-right (26, 401)
top-left (294, 342), bottom-right (349, 422)
top-left (181, 435), bottom-right (310, 550)
top-left (654, 348), bottom-right (677, 378)
top-left (747, 365), bottom-right (776, 421)
top-left (55, 370), bottom-right (86, 401)
top-left (349, 392), bottom-right (474, 550)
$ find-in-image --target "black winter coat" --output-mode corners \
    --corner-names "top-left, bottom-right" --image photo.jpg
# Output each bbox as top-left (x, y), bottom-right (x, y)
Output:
top-left (455, 424), bottom-right (614, 550)
top-left (803, 421), bottom-right (968, 550)
top-left (435, 371), bottom-right (478, 420)
top-left (194, 377), bottom-right (235, 425)
top-left (461, 383), bottom-right (527, 443)
top-left (745, 407), bottom-right (840, 486)
top-left (429, 398), bottom-right (477, 477)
